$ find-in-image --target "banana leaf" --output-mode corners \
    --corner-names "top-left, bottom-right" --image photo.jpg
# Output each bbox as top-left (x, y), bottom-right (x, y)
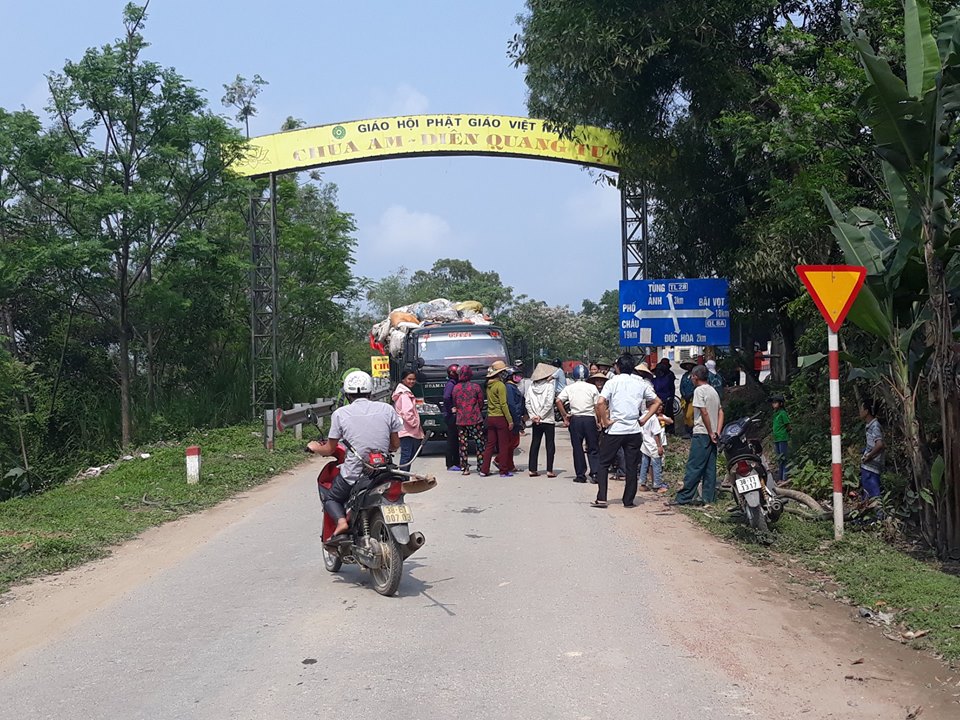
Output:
top-left (845, 19), bottom-right (927, 169)
top-left (846, 283), bottom-right (892, 339)
top-left (822, 191), bottom-right (887, 274)
top-left (904, 0), bottom-right (940, 97)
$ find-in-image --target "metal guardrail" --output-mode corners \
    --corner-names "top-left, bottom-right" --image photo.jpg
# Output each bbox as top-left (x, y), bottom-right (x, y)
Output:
top-left (262, 378), bottom-right (392, 449)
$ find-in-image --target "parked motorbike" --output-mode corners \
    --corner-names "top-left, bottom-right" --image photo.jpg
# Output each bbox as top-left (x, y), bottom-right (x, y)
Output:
top-left (316, 438), bottom-right (436, 596)
top-left (718, 413), bottom-right (783, 531)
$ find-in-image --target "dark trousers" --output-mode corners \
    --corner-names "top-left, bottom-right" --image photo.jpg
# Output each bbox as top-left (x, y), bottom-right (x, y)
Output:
top-left (596, 431), bottom-right (642, 504)
top-left (774, 440), bottom-right (788, 483)
top-left (568, 416), bottom-right (600, 479)
top-left (445, 421), bottom-right (460, 468)
top-left (678, 434), bottom-right (718, 503)
top-left (322, 474), bottom-right (353, 521)
top-left (480, 416), bottom-right (512, 474)
top-left (398, 436), bottom-right (419, 470)
top-left (505, 431), bottom-right (521, 472)
top-left (528, 422), bottom-right (556, 473)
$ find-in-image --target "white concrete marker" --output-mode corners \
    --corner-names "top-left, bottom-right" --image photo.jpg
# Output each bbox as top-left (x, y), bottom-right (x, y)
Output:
top-left (186, 445), bottom-right (201, 484)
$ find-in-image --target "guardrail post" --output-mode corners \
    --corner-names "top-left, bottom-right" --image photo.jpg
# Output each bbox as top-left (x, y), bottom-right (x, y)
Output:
top-left (293, 403), bottom-right (303, 440)
top-left (264, 409), bottom-right (275, 450)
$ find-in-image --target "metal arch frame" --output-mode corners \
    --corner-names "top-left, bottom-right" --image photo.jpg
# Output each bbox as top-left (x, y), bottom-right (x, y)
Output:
top-left (620, 183), bottom-right (648, 281)
top-left (249, 174), bottom-right (279, 435)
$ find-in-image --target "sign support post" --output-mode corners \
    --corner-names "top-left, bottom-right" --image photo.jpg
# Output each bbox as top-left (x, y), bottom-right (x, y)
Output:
top-left (796, 265), bottom-right (867, 541)
top-left (828, 327), bottom-right (843, 539)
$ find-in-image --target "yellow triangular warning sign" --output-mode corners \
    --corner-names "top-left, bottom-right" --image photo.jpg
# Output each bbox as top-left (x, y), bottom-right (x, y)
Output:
top-left (796, 265), bottom-right (867, 331)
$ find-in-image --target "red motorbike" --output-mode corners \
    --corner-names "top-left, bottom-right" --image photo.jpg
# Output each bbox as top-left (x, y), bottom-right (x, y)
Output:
top-left (316, 441), bottom-right (436, 596)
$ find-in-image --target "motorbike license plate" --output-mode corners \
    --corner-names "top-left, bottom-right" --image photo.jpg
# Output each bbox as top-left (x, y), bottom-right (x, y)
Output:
top-left (735, 474), bottom-right (762, 494)
top-left (381, 504), bottom-right (412, 524)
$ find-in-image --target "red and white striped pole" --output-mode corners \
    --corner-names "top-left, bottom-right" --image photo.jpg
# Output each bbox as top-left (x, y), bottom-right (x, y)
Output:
top-left (796, 264), bottom-right (865, 542)
top-left (828, 328), bottom-right (844, 540)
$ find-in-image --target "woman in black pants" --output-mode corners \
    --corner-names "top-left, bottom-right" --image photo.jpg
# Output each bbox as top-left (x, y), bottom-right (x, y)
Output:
top-left (525, 363), bottom-right (558, 477)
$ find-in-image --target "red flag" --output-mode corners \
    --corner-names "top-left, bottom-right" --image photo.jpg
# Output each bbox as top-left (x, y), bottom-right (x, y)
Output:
top-left (369, 333), bottom-right (386, 355)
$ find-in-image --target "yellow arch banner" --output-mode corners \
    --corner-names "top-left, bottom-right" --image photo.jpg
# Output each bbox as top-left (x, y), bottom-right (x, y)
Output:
top-left (232, 114), bottom-right (620, 177)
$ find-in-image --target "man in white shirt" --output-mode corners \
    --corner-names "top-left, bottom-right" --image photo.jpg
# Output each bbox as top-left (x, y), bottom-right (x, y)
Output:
top-left (556, 364), bottom-right (601, 483)
top-left (670, 365), bottom-right (724, 506)
top-left (593, 354), bottom-right (662, 507)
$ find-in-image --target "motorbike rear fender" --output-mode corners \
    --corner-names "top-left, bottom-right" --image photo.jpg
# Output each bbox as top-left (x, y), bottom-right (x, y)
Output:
top-left (389, 522), bottom-right (410, 545)
top-left (743, 489), bottom-right (762, 508)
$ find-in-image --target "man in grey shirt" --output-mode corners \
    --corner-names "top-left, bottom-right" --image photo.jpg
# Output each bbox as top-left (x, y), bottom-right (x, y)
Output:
top-left (308, 370), bottom-right (401, 536)
top-left (670, 365), bottom-right (724, 505)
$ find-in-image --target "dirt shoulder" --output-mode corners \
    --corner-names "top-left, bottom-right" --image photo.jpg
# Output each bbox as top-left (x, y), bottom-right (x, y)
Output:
top-left (609, 491), bottom-right (959, 718)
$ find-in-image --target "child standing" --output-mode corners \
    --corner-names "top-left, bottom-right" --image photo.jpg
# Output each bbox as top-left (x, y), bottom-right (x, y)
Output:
top-left (640, 398), bottom-right (667, 493)
top-left (770, 394), bottom-right (791, 484)
top-left (859, 399), bottom-right (885, 500)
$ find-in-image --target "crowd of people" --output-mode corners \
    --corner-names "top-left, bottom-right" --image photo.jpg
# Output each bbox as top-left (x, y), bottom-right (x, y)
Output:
top-left (386, 353), bottom-right (727, 508)
top-left (315, 353), bottom-right (886, 525)
top-left (425, 355), bottom-right (885, 510)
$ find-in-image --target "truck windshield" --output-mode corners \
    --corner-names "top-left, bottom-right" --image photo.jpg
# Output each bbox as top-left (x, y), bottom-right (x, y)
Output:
top-left (416, 330), bottom-right (508, 366)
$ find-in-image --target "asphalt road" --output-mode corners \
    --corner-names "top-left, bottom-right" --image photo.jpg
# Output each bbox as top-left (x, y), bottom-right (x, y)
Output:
top-left (0, 433), bottom-right (758, 720)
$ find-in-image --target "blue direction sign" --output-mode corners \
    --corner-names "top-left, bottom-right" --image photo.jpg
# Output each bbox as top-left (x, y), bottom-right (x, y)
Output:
top-left (619, 279), bottom-right (730, 347)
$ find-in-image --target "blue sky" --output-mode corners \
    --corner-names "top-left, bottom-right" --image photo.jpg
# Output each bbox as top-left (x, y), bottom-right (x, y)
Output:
top-left (1, 0), bottom-right (623, 309)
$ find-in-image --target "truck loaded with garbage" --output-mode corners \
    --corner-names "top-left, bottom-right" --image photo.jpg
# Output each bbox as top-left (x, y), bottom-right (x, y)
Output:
top-left (369, 298), bottom-right (510, 440)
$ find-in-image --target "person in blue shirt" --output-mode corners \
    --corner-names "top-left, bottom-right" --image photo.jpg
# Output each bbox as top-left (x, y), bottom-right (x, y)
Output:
top-left (504, 371), bottom-right (527, 473)
top-left (442, 364), bottom-right (460, 471)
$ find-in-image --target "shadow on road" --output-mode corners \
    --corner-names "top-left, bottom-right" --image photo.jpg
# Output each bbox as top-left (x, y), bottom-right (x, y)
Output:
top-left (326, 560), bottom-right (457, 615)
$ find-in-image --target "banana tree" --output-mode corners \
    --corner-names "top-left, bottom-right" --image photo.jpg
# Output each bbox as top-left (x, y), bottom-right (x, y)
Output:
top-left (824, 0), bottom-right (960, 558)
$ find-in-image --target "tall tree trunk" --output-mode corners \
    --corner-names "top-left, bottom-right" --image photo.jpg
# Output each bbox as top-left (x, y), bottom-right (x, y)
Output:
top-left (776, 306), bottom-right (797, 377)
top-left (1, 303), bottom-right (16, 355)
top-left (941, 395), bottom-right (960, 559)
top-left (118, 278), bottom-right (132, 448)
top-left (146, 259), bottom-right (155, 407)
top-left (924, 237), bottom-right (960, 558)
top-left (889, 350), bottom-right (934, 544)
top-left (47, 296), bottom-right (78, 420)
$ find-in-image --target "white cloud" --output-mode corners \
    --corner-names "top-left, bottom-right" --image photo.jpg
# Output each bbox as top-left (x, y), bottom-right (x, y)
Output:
top-left (367, 204), bottom-right (452, 256)
top-left (370, 84), bottom-right (430, 116)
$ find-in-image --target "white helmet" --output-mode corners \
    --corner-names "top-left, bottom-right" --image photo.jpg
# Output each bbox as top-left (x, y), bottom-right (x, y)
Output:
top-left (342, 370), bottom-right (373, 395)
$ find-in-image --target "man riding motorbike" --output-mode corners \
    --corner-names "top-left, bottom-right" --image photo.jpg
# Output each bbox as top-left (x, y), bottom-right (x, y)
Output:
top-left (307, 370), bottom-right (401, 537)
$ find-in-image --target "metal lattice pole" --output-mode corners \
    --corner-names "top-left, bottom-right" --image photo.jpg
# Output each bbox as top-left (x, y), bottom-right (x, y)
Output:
top-left (620, 183), bottom-right (648, 281)
top-left (248, 174), bottom-right (279, 436)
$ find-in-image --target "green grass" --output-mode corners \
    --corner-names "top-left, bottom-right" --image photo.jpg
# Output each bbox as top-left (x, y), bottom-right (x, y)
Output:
top-left (0, 424), bottom-right (315, 595)
top-left (659, 438), bottom-right (960, 663)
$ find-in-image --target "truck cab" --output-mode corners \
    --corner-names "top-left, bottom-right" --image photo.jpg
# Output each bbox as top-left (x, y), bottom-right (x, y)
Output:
top-left (390, 323), bottom-right (510, 438)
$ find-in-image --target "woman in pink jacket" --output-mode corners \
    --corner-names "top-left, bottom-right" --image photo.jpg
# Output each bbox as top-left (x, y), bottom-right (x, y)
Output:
top-left (392, 368), bottom-right (424, 470)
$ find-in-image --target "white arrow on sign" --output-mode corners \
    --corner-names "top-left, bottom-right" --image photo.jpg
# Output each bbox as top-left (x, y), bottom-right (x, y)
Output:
top-left (667, 293), bottom-right (680, 333)
top-left (634, 298), bottom-right (714, 324)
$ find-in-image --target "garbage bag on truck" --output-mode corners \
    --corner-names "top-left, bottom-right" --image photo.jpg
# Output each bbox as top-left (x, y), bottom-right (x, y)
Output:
top-left (456, 300), bottom-right (484, 314)
top-left (389, 310), bottom-right (420, 327)
top-left (371, 319), bottom-right (391, 345)
top-left (419, 298), bottom-right (458, 323)
top-left (388, 327), bottom-right (407, 356)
